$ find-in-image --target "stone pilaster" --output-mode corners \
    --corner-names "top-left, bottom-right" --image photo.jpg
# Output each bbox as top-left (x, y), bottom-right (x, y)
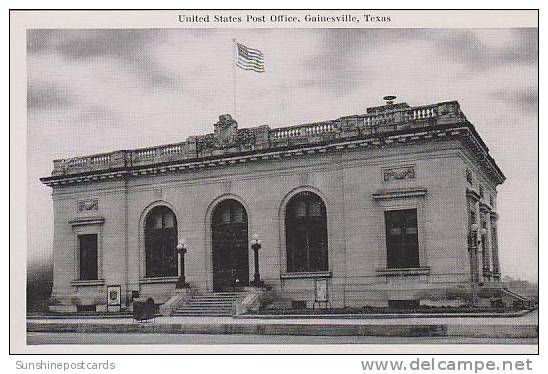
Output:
top-left (466, 189), bottom-right (481, 288)
top-left (490, 211), bottom-right (501, 280)
top-left (473, 193), bottom-right (483, 282)
top-left (480, 203), bottom-right (492, 281)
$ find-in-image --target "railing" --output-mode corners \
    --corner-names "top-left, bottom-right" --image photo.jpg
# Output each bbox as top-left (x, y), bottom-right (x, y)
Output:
top-left (90, 154), bottom-right (111, 164)
top-left (134, 148), bottom-right (156, 159)
top-left (55, 153), bottom-right (112, 169)
top-left (270, 121), bottom-right (338, 140)
top-left (408, 105), bottom-right (438, 120)
top-left (50, 101), bottom-right (462, 176)
top-left (133, 143), bottom-right (189, 159)
top-left (363, 112), bottom-right (398, 126)
top-left (361, 103), bottom-right (438, 127)
top-left (341, 105), bottom-right (439, 130)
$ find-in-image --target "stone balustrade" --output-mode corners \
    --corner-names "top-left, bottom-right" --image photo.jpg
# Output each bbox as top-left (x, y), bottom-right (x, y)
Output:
top-left (90, 154), bottom-right (111, 165)
top-left (132, 142), bottom-right (193, 160)
top-left (270, 121), bottom-right (338, 139)
top-left (50, 100), bottom-right (465, 176)
top-left (409, 105), bottom-right (437, 120)
top-left (53, 153), bottom-right (113, 175)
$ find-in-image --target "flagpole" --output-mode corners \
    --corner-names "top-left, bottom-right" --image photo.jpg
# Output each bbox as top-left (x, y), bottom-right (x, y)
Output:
top-left (232, 38), bottom-right (237, 119)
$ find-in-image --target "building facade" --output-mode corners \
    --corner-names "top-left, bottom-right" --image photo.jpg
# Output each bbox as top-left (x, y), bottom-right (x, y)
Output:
top-left (40, 99), bottom-right (505, 313)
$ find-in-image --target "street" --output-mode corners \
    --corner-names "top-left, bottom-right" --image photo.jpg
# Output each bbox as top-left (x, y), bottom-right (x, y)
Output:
top-left (27, 332), bottom-right (538, 345)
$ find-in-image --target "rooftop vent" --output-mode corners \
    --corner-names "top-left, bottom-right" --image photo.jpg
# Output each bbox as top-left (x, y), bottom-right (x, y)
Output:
top-left (383, 95), bottom-right (397, 105)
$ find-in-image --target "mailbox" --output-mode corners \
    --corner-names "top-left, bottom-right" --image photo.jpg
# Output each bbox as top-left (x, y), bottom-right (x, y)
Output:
top-left (133, 297), bottom-right (156, 322)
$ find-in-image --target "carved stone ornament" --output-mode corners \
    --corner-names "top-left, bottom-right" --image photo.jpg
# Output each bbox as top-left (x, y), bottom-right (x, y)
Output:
top-left (214, 114), bottom-right (238, 145)
top-left (237, 128), bottom-right (256, 144)
top-left (78, 199), bottom-right (98, 212)
top-left (383, 166), bottom-right (415, 182)
top-left (196, 134), bottom-right (216, 152)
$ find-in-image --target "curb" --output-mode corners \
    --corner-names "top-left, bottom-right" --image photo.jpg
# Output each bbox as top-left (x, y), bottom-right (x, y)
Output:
top-left (26, 309), bottom-right (533, 320)
top-left (236, 310), bottom-right (532, 320)
top-left (27, 322), bottom-right (538, 338)
top-left (27, 314), bottom-right (143, 320)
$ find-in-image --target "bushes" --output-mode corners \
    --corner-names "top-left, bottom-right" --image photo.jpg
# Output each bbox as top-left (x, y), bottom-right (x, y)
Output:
top-left (250, 304), bottom-right (515, 315)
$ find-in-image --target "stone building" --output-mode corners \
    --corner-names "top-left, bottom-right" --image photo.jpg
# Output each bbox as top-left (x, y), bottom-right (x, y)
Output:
top-left (40, 98), bottom-right (506, 313)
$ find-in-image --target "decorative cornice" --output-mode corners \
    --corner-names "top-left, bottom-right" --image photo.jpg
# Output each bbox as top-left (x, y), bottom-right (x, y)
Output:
top-left (69, 216), bottom-right (105, 226)
top-left (41, 124), bottom-right (505, 187)
top-left (139, 276), bottom-right (180, 284)
top-left (372, 187), bottom-right (427, 200)
top-left (280, 271), bottom-right (332, 279)
top-left (70, 279), bottom-right (105, 287)
top-left (376, 267), bottom-right (431, 276)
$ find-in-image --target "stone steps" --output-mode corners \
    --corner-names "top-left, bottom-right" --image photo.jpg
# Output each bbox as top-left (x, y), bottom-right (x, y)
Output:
top-left (173, 292), bottom-right (243, 316)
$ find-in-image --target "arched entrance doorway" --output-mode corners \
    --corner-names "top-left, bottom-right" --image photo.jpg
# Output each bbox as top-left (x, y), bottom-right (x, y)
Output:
top-left (211, 199), bottom-right (249, 292)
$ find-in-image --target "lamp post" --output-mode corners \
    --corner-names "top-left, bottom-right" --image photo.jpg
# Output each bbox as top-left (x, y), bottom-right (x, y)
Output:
top-left (469, 224), bottom-right (479, 306)
top-left (176, 239), bottom-right (189, 289)
top-left (250, 234), bottom-right (264, 288)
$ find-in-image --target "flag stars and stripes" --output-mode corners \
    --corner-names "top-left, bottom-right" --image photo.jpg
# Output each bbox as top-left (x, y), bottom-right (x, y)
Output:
top-left (235, 42), bottom-right (265, 73)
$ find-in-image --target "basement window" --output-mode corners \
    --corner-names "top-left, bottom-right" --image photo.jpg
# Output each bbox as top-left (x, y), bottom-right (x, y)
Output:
top-left (291, 300), bottom-right (307, 310)
top-left (76, 304), bottom-right (97, 313)
top-left (388, 300), bottom-right (420, 309)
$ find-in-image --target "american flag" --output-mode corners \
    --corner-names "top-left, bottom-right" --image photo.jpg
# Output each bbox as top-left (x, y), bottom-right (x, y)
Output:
top-left (235, 42), bottom-right (265, 73)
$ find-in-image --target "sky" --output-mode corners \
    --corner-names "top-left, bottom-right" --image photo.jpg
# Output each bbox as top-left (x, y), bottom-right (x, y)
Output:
top-left (26, 28), bottom-right (538, 281)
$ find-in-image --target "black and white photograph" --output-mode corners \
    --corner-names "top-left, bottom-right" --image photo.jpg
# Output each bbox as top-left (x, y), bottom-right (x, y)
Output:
top-left (11, 9), bottom-right (538, 355)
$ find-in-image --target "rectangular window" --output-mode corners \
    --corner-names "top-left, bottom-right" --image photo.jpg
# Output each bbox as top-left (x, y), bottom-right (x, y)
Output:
top-left (385, 209), bottom-right (419, 269)
top-left (479, 185), bottom-right (484, 199)
top-left (79, 234), bottom-right (98, 280)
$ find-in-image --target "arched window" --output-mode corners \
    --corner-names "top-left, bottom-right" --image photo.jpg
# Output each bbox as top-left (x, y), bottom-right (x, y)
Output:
top-left (285, 191), bottom-right (328, 272)
top-left (145, 206), bottom-right (177, 278)
top-left (212, 199), bottom-right (247, 226)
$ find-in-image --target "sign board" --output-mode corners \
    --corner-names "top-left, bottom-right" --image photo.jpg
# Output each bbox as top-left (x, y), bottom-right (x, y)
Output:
top-left (314, 278), bottom-right (328, 302)
top-left (107, 285), bottom-right (121, 307)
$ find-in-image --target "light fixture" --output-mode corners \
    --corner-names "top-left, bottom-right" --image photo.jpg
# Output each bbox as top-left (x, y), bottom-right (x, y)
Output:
top-left (177, 239), bottom-right (187, 251)
top-left (250, 233), bottom-right (264, 287)
top-left (175, 238), bottom-right (189, 289)
top-left (250, 233), bottom-right (261, 246)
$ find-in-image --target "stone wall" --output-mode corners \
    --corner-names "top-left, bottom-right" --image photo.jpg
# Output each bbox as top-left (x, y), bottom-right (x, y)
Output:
top-left (49, 139), bottom-right (483, 310)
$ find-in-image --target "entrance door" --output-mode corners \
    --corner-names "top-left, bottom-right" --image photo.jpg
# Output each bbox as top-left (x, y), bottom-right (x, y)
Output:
top-left (211, 199), bottom-right (249, 292)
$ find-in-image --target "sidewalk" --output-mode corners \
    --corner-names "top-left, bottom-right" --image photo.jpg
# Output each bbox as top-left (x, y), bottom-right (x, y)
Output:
top-left (27, 310), bottom-right (538, 338)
